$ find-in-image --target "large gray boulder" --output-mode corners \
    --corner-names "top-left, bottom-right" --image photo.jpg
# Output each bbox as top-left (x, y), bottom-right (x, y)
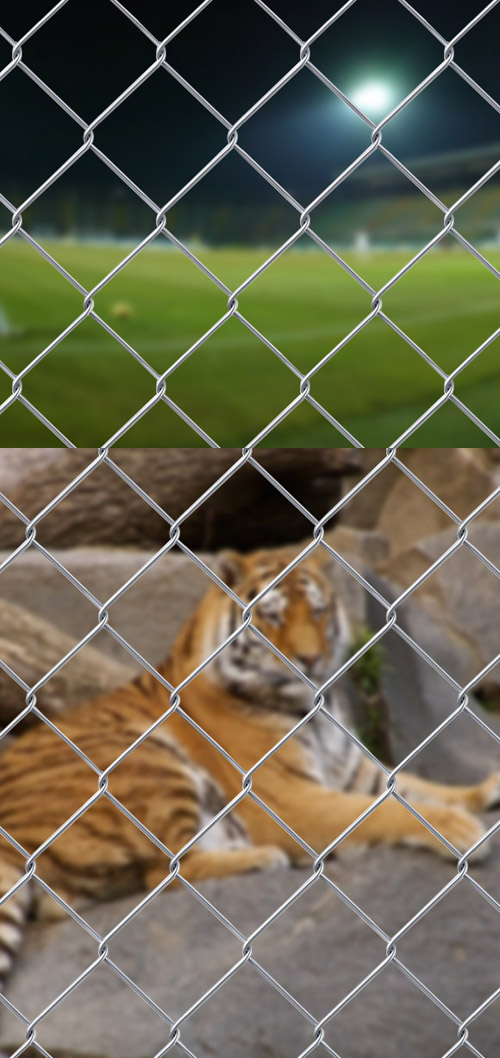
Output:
top-left (362, 573), bottom-right (500, 784)
top-left (0, 599), bottom-right (133, 726)
top-left (2, 848), bottom-right (500, 1058)
top-left (0, 526), bottom-right (384, 679)
top-left (0, 547), bottom-right (209, 672)
top-left (380, 522), bottom-right (500, 710)
top-left (375, 448), bottom-right (499, 558)
top-left (0, 449), bottom-right (360, 552)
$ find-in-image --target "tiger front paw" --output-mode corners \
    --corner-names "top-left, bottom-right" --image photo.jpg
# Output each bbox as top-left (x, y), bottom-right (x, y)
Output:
top-left (477, 772), bottom-right (500, 812)
top-left (256, 845), bottom-right (290, 871)
top-left (428, 806), bottom-right (488, 863)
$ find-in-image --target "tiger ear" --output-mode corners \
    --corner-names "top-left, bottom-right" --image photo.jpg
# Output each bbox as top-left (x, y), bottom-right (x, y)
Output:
top-left (218, 550), bottom-right (246, 588)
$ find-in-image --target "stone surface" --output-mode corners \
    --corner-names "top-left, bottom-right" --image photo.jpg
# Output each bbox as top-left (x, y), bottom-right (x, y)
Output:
top-left (0, 449), bottom-right (361, 552)
top-left (376, 448), bottom-right (499, 560)
top-left (0, 456), bottom-right (499, 1058)
top-left (0, 599), bottom-right (133, 725)
top-left (0, 548), bottom-right (210, 672)
top-left (381, 523), bottom-right (500, 707)
top-left (336, 448), bottom-right (398, 530)
top-left (365, 574), bottom-right (500, 782)
top-left (3, 850), bottom-right (500, 1058)
top-left (0, 532), bottom-right (380, 679)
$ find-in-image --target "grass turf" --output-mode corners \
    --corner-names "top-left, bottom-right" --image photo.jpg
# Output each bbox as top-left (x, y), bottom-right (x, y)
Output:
top-left (0, 238), bottom-right (499, 446)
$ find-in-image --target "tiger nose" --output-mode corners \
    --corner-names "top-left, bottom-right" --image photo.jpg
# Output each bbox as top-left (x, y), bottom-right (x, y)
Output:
top-left (296, 654), bottom-right (320, 672)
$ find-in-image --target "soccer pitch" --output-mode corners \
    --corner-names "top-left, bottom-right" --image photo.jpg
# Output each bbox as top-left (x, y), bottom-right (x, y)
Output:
top-left (0, 239), bottom-right (499, 447)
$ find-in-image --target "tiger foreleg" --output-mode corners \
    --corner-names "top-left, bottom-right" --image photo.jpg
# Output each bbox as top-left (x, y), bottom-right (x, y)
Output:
top-left (396, 770), bottom-right (500, 814)
top-left (262, 782), bottom-right (488, 862)
top-left (144, 845), bottom-right (289, 889)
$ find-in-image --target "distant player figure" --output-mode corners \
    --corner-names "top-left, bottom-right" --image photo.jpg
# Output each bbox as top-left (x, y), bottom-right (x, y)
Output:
top-left (354, 230), bottom-right (371, 254)
top-left (0, 307), bottom-right (14, 337)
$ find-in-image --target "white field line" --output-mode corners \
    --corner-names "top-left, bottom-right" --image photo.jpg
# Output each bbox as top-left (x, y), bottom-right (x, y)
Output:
top-left (9, 294), bottom-right (500, 361)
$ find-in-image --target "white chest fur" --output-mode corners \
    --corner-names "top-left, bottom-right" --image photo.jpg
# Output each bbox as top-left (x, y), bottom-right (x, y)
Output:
top-left (298, 697), bottom-right (361, 789)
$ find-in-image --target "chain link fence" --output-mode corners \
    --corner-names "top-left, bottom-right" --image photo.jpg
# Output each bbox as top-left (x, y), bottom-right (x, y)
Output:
top-left (0, 448), bottom-right (498, 1057)
top-left (1, 0), bottom-right (500, 1055)
top-left (1, 0), bottom-right (500, 446)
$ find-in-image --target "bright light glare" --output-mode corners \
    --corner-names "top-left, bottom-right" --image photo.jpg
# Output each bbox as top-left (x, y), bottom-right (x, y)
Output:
top-left (351, 81), bottom-right (393, 117)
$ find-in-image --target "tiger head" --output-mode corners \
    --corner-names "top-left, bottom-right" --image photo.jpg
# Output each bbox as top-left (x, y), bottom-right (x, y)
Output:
top-left (191, 547), bottom-right (351, 711)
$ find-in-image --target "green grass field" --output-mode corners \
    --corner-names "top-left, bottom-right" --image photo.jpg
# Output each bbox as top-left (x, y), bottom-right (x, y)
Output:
top-left (0, 239), bottom-right (499, 446)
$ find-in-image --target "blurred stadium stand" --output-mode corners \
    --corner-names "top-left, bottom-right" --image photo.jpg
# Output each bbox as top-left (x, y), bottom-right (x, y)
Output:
top-left (5, 143), bottom-right (500, 249)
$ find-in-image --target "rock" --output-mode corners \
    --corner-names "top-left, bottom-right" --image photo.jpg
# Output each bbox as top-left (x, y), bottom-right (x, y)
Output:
top-left (0, 548), bottom-right (210, 672)
top-left (380, 523), bottom-right (500, 709)
top-left (324, 525), bottom-right (389, 571)
top-left (0, 599), bottom-right (133, 727)
top-left (0, 531), bottom-right (383, 678)
top-left (0, 449), bottom-right (361, 552)
top-left (3, 849), bottom-right (500, 1058)
top-left (364, 574), bottom-right (500, 782)
top-left (322, 526), bottom-right (388, 630)
top-left (0, 449), bottom-right (67, 494)
top-left (376, 448), bottom-right (498, 559)
top-left (336, 448), bottom-right (399, 530)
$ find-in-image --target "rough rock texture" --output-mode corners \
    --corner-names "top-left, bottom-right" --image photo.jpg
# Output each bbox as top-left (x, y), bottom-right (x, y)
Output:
top-left (364, 574), bottom-right (500, 782)
top-left (0, 449), bottom-right (361, 552)
top-left (380, 523), bottom-right (500, 708)
top-left (0, 450), bottom-right (499, 1058)
top-left (0, 599), bottom-right (133, 725)
top-left (3, 851), bottom-right (500, 1058)
top-left (376, 448), bottom-right (499, 559)
top-left (0, 526), bottom-right (384, 677)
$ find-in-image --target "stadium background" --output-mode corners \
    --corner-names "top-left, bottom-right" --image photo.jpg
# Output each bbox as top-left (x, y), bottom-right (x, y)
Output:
top-left (1, 0), bottom-right (499, 445)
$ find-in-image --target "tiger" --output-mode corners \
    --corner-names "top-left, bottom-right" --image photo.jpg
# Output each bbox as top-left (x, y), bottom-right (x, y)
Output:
top-left (0, 545), bottom-right (499, 982)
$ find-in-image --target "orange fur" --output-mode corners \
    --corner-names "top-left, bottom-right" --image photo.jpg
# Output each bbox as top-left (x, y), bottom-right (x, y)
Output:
top-left (0, 546), bottom-right (498, 979)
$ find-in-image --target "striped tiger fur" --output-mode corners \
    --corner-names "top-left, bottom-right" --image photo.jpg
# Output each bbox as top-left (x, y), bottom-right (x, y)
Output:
top-left (0, 546), bottom-right (499, 981)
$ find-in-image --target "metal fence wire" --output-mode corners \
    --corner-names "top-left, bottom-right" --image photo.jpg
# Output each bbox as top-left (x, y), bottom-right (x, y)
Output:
top-left (0, 1), bottom-right (500, 1057)
top-left (0, 451), bottom-right (499, 1058)
top-left (1, 0), bottom-right (500, 446)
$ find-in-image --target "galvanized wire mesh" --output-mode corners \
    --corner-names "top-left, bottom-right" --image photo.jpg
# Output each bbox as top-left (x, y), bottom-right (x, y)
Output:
top-left (1, 1), bottom-right (500, 1056)
top-left (1, 0), bottom-right (500, 445)
top-left (0, 448), bottom-right (499, 1058)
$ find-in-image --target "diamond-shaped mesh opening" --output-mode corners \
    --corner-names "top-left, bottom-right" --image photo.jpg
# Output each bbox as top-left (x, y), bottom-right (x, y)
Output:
top-left (400, 877), bottom-right (500, 1014)
top-left (241, 245), bottom-right (369, 374)
top-left (97, 64), bottom-right (225, 206)
top-left (324, 959), bottom-right (455, 1058)
top-left (22, 0), bottom-right (153, 117)
top-left (307, 315), bottom-right (441, 447)
top-left (179, 956), bottom-right (312, 1057)
top-left (23, 151), bottom-right (161, 283)
top-left (241, 64), bottom-right (370, 204)
top-left (165, 150), bottom-right (301, 277)
top-left (315, 153), bottom-right (445, 285)
top-left (35, 961), bottom-right (172, 1057)
top-left (168, 316), bottom-right (299, 445)
top-left (383, 237), bottom-right (500, 373)
top-left (12, 316), bottom-right (156, 447)
top-left (312, 0), bottom-right (444, 106)
top-left (0, 234), bottom-right (84, 372)
top-left (0, 66), bottom-right (81, 203)
top-left (383, 68), bottom-right (500, 197)
top-left (166, 0), bottom-right (299, 119)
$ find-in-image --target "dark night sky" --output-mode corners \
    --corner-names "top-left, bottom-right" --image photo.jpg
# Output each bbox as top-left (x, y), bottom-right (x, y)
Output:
top-left (1, 0), bottom-right (500, 211)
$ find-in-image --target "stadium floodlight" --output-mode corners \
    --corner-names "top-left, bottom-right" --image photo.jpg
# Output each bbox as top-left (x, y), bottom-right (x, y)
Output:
top-left (350, 81), bottom-right (393, 118)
